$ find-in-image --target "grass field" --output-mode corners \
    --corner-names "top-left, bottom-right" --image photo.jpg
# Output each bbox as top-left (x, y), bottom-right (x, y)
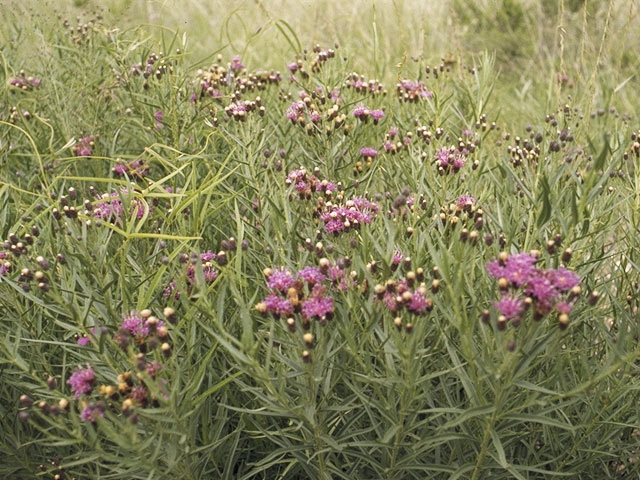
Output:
top-left (1, 0), bottom-right (640, 478)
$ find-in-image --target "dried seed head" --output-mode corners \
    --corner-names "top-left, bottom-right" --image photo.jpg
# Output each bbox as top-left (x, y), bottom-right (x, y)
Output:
top-left (558, 313), bottom-right (569, 330)
top-left (303, 333), bottom-right (314, 347)
top-left (302, 350), bottom-right (311, 363)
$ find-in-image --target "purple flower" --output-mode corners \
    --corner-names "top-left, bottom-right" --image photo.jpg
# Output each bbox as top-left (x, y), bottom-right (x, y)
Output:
top-left (370, 109), bottom-right (385, 121)
top-left (298, 266), bottom-right (325, 285)
top-left (231, 55), bottom-right (245, 72)
top-left (287, 62), bottom-right (298, 72)
top-left (546, 267), bottom-right (580, 292)
top-left (286, 101), bottom-right (304, 121)
top-left (302, 295), bottom-right (334, 319)
top-left (77, 337), bottom-right (91, 346)
top-left (398, 79), bottom-right (432, 99)
top-left (113, 163), bottom-right (128, 176)
top-left (456, 194), bottom-right (476, 210)
top-left (67, 367), bottom-right (95, 398)
top-left (267, 268), bottom-right (295, 292)
top-left (73, 135), bottom-right (94, 157)
top-left (495, 296), bottom-right (524, 320)
top-left (201, 251), bottom-right (217, 262)
top-left (352, 104), bottom-right (368, 117)
top-left (120, 313), bottom-right (165, 337)
top-left (263, 293), bottom-right (293, 316)
top-left (487, 253), bottom-right (537, 287)
top-left (360, 147), bottom-right (378, 158)
top-left (525, 275), bottom-right (558, 305)
top-left (146, 360), bottom-right (163, 377)
top-left (310, 110), bottom-right (322, 123)
top-left (504, 253), bottom-right (537, 287)
top-left (154, 110), bottom-right (164, 129)
top-left (80, 406), bottom-right (104, 423)
top-left (555, 301), bottom-right (573, 314)
top-left (407, 291), bottom-right (430, 314)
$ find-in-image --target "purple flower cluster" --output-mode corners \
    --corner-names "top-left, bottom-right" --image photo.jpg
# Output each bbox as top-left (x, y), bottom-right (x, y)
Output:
top-left (186, 251), bottom-right (220, 285)
top-left (301, 285), bottom-right (334, 320)
top-left (154, 110), bottom-right (164, 129)
top-left (119, 312), bottom-right (165, 338)
top-left (230, 55), bottom-right (245, 72)
top-left (286, 168), bottom-right (336, 199)
top-left (397, 79), bottom-right (432, 101)
top-left (456, 194), bottom-right (476, 211)
top-left (352, 104), bottom-right (385, 124)
top-left (73, 135), bottom-right (94, 157)
top-left (93, 191), bottom-right (148, 221)
top-left (488, 252), bottom-right (581, 321)
top-left (257, 264), bottom-right (339, 321)
top-left (436, 147), bottom-right (467, 173)
top-left (67, 367), bottom-right (96, 398)
top-left (320, 196), bottom-right (379, 235)
top-left (378, 279), bottom-right (433, 316)
top-left (266, 267), bottom-right (295, 292)
top-left (80, 405), bottom-right (105, 423)
top-left (360, 147), bottom-right (379, 158)
top-left (112, 159), bottom-right (149, 178)
top-left (9, 74), bottom-right (41, 90)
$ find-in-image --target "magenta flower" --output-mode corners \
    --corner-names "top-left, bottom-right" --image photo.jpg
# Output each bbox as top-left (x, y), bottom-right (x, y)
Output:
top-left (456, 194), bottom-right (476, 210)
top-left (113, 163), bottom-right (128, 176)
top-left (495, 296), bottom-right (524, 320)
top-left (298, 266), bottom-right (326, 285)
top-left (525, 275), bottom-right (558, 305)
top-left (67, 367), bottom-right (95, 398)
top-left (488, 253), bottom-right (537, 287)
top-left (263, 293), bottom-right (294, 316)
top-left (154, 110), bottom-right (164, 129)
top-left (360, 147), bottom-right (378, 158)
top-left (319, 196), bottom-right (379, 235)
top-left (73, 135), bottom-right (94, 157)
top-left (80, 406), bottom-right (104, 423)
top-left (370, 109), bottom-right (385, 122)
top-left (352, 104), bottom-right (368, 118)
top-left (120, 313), bottom-right (165, 337)
top-left (267, 268), bottom-right (295, 292)
top-left (230, 55), bottom-right (245, 72)
top-left (546, 267), bottom-right (580, 292)
top-left (488, 252), bottom-right (580, 321)
top-left (555, 301), bottom-right (573, 314)
top-left (398, 79), bottom-right (432, 100)
top-left (286, 101), bottom-right (304, 121)
top-left (302, 295), bottom-right (334, 319)
top-left (407, 291), bottom-right (430, 314)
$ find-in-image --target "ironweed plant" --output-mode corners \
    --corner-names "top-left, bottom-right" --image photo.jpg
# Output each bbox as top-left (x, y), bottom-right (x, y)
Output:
top-left (1, 1), bottom-right (639, 479)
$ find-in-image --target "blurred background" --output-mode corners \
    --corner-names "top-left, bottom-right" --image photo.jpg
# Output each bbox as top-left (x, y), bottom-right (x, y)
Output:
top-left (2, 0), bottom-right (640, 116)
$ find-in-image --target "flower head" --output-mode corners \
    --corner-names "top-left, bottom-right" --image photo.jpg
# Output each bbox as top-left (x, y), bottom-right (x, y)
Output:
top-left (495, 296), bottom-right (524, 320)
top-left (67, 367), bottom-right (95, 398)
